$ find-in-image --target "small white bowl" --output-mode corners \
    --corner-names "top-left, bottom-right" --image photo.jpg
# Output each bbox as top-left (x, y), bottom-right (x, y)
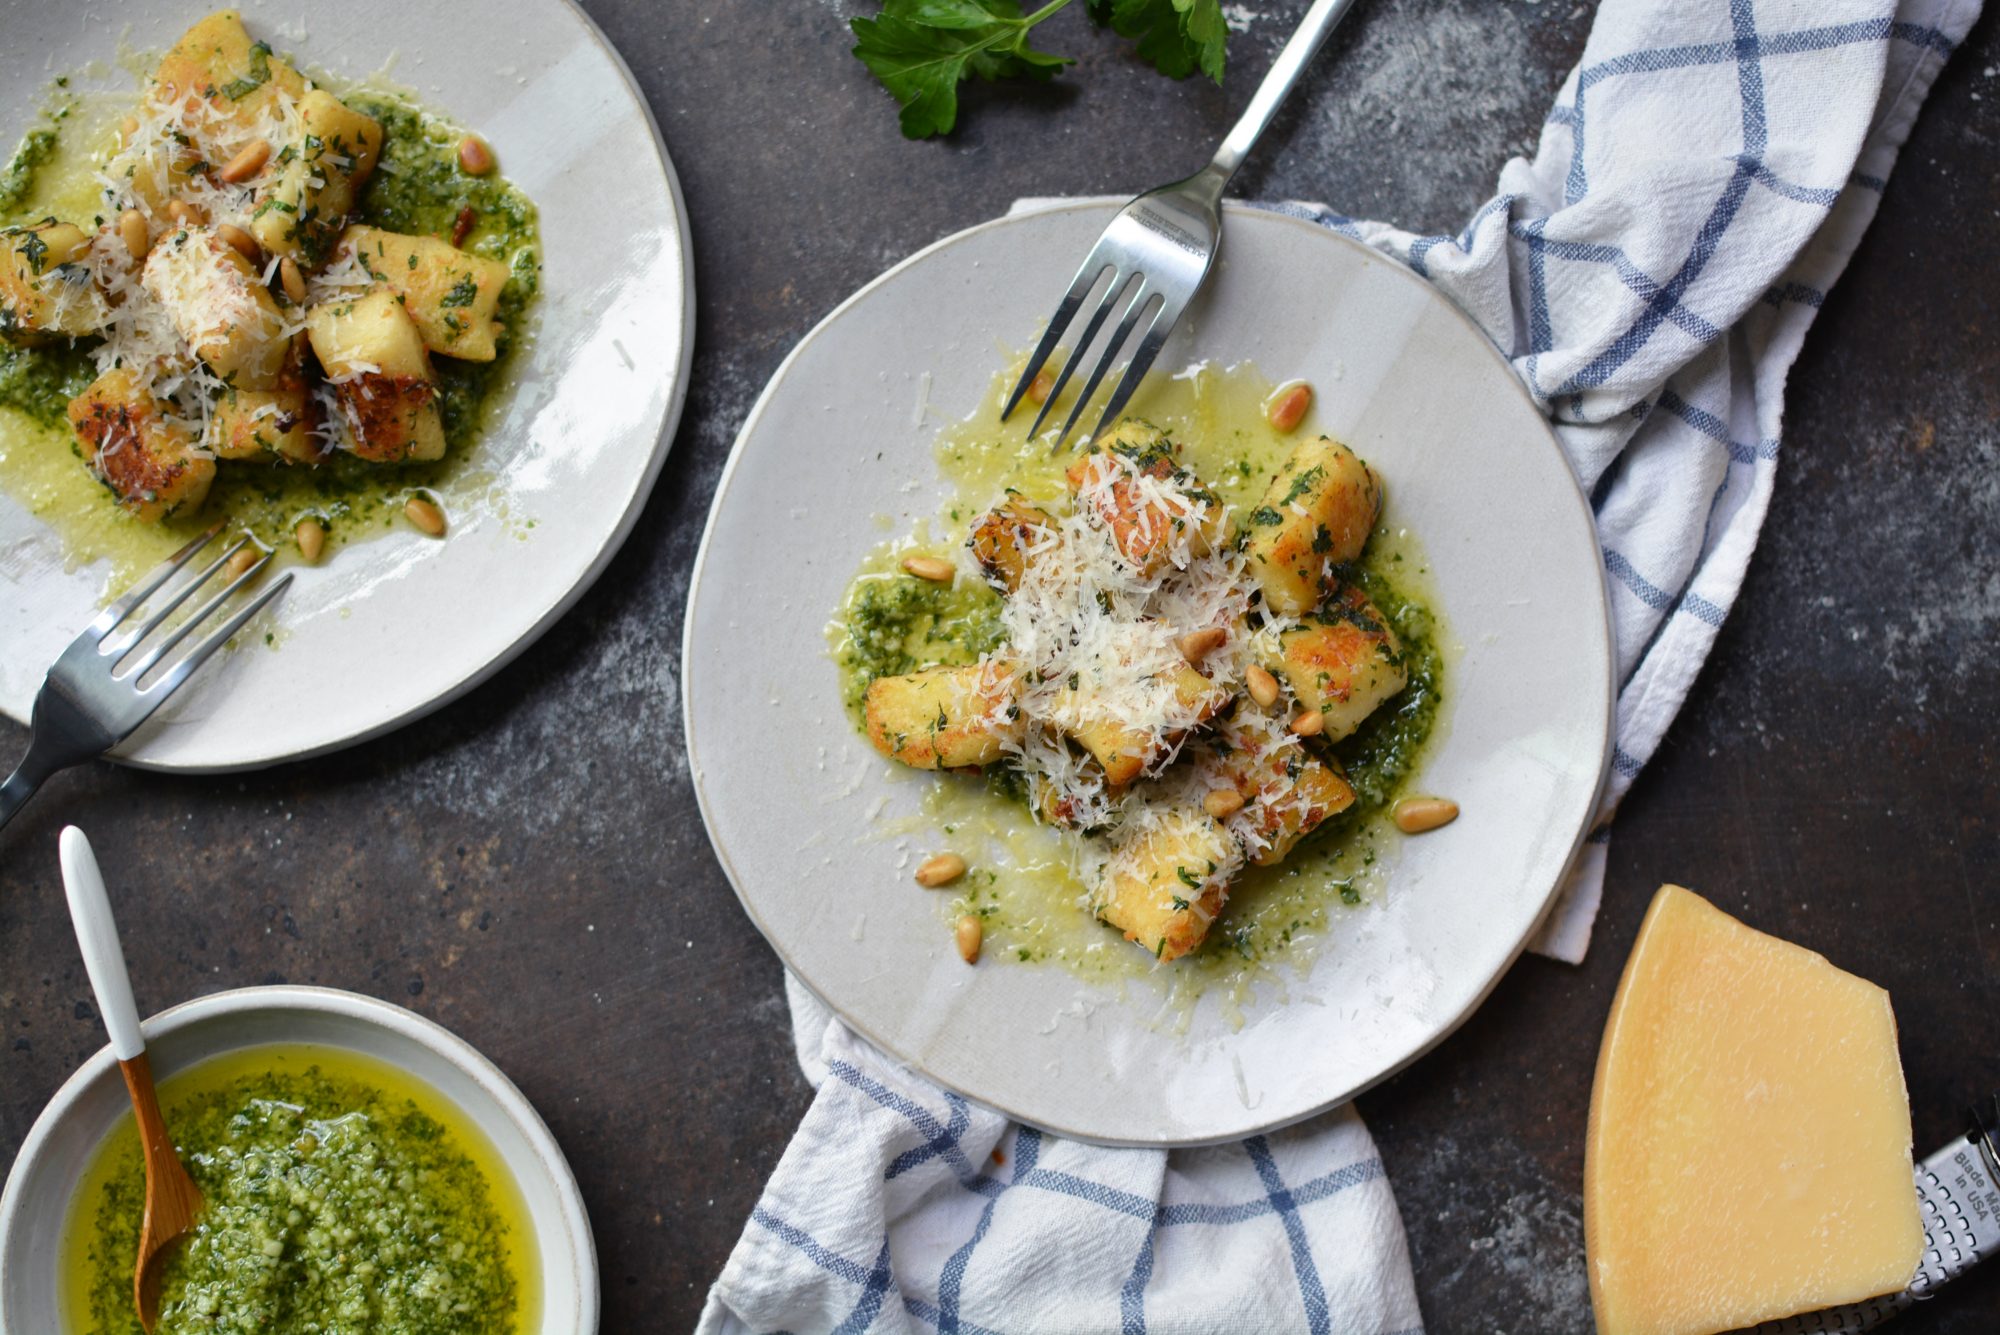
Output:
top-left (0, 985), bottom-right (598, 1333)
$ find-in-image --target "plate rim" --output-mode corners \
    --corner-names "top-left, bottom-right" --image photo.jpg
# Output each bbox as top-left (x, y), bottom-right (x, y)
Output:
top-left (683, 198), bottom-right (1614, 1146)
top-left (0, 0), bottom-right (697, 775)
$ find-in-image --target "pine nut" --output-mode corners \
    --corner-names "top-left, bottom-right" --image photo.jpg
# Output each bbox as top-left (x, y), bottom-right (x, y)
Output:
top-left (1245, 664), bottom-right (1279, 708)
top-left (457, 135), bottom-right (495, 176)
top-left (1290, 709), bottom-right (1324, 737)
top-left (225, 546), bottom-right (263, 580)
top-left (166, 199), bottom-right (205, 227)
top-left (1028, 367), bottom-right (1055, 405)
top-left (915, 853), bottom-right (967, 888)
top-left (901, 554), bottom-right (953, 583)
top-left (219, 139), bottom-right (271, 183)
top-left (1178, 626), bottom-right (1227, 662)
top-left (1267, 382), bottom-right (1313, 433)
top-left (405, 495), bottom-right (447, 537)
top-left (295, 517), bottom-right (326, 563)
top-left (1392, 796), bottom-right (1459, 834)
top-left (118, 209), bottom-right (149, 260)
top-left (1202, 789), bottom-right (1245, 819)
top-left (217, 223), bottom-right (260, 262)
top-left (279, 256), bottom-right (306, 305)
top-left (955, 914), bottom-right (983, 964)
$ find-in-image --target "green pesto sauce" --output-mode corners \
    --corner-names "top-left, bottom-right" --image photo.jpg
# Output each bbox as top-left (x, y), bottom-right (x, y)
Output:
top-left (70, 1056), bottom-right (522, 1335)
top-left (0, 335), bottom-right (94, 428)
top-left (0, 122), bottom-right (60, 216)
top-left (829, 363), bottom-right (1449, 998)
top-left (343, 94), bottom-right (541, 453)
top-left (0, 71), bottom-right (542, 584)
top-left (0, 99), bottom-right (88, 426)
top-left (836, 572), bottom-right (1007, 717)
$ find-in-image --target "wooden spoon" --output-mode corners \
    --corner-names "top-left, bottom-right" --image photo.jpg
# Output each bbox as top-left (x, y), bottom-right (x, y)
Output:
top-left (60, 827), bottom-right (203, 1334)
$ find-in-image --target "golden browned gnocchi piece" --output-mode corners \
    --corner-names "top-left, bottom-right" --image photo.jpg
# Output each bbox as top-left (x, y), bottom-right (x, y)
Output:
top-left (251, 90), bottom-right (384, 266)
top-left (1063, 420), bottom-right (1226, 575)
top-left (305, 289), bottom-right (445, 463)
top-left (1054, 661), bottom-right (1228, 788)
top-left (967, 494), bottom-right (1056, 594)
top-left (146, 10), bottom-right (308, 136)
top-left (141, 226), bottom-right (291, 389)
top-left (1258, 586), bottom-right (1408, 742)
top-left (205, 351), bottom-right (322, 465)
top-left (1204, 716), bottom-right (1358, 867)
top-left (1244, 435), bottom-right (1382, 616)
top-left (864, 662), bottom-right (1021, 770)
top-left (1092, 809), bottom-right (1241, 962)
top-left (68, 368), bottom-right (215, 523)
top-left (0, 222), bottom-right (106, 342)
top-left (339, 226), bottom-right (513, 362)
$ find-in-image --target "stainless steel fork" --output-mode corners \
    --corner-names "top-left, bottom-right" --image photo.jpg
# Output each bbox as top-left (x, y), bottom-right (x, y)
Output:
top-left (1003, 0), bottom-right (1365, 449)
top-left (0, 524), bottom-right (292, 833)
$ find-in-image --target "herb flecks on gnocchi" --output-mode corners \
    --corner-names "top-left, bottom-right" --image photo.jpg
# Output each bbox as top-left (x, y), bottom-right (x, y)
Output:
top-left (0, 9), bottom-right (525, 525)
top-left (861, 415), bottom-right (1415, 963)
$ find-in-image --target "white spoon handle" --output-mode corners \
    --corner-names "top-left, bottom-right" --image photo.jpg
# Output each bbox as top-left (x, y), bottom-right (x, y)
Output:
top-left (60, 827), bottom-right (144, 1062)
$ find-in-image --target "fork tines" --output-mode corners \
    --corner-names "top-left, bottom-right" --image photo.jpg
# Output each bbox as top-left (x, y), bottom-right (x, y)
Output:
top-left (1000, 191), bottom-right (1215, 454)
top-left (85, 523), bottom-right (292, 695)
top-left (1003, 260), bottom-right (1167, 454)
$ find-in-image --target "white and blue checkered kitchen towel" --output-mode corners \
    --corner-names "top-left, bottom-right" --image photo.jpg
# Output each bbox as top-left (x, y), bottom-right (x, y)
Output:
top-left (701, 1), bottom-right (1979, 1330)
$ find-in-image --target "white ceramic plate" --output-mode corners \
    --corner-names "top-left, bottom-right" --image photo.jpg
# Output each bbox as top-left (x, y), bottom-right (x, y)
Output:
top-left (685, 201), bottom-right (1613, 1146)
top-left (0, 1), bottom-right (693, 771)
top-left (0, 985), bottom-right (597, 1332)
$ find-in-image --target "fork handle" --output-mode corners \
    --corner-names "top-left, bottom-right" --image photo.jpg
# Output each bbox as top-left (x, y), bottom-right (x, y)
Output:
top-left (1208, 0), bottom-right (1365, 183)
top-left (0, 753), bottom-right (54, 835)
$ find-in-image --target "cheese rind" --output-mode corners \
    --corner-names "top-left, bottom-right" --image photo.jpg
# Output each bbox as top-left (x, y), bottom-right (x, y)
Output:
top-left (1584, 885), bottom-right (1923, 1335)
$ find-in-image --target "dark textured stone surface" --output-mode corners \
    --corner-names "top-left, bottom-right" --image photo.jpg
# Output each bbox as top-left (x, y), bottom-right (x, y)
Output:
top-left (2, 2), bottom-right (1995, 1331)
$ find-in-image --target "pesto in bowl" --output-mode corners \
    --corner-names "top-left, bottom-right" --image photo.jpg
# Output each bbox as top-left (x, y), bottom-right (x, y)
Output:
top-left (64, 1045), bottom-right (534, 1335)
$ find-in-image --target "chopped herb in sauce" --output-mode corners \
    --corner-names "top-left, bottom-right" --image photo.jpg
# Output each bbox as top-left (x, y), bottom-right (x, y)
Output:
top-left (219, 41), bottom-right (274, 101)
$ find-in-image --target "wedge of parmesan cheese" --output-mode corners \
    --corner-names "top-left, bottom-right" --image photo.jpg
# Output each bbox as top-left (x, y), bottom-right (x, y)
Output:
top-left (1585, 885), bottom-right (1923, 1334)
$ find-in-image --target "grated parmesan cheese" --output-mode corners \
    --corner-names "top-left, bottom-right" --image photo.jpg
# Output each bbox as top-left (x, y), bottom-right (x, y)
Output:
top-left (953, 426), bottom-right (1358, 935)
top-left (973, 445), bottom-right (1262, 890)
top-left (66, 65), bottom-right (319, 437)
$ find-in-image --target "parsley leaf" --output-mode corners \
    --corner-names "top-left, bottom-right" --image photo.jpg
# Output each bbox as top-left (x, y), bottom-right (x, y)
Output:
top-left (851, 0), bottom-right (1072, 140)
top-left (220, 41), bottom-right (274, 101)
top-left (851, 0), bottom-right (1228, 138)
top-left (16, 230), bottom-right (48, 274)
top-left (1087, 0), bottom-right (1227, 82)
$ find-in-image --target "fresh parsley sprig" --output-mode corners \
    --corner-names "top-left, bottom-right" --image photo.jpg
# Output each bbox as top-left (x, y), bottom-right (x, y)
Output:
top-left (1089, 0), bottom-right (1229, 81)
top-left (851, 0), bottom-right (1230, 140)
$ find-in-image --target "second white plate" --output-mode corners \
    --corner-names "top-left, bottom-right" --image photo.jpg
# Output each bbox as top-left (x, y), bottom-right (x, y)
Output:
top-left (0, 0), bottom-right (693, 771)
top-left (685, 201), bottom-right (1611, 1146)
